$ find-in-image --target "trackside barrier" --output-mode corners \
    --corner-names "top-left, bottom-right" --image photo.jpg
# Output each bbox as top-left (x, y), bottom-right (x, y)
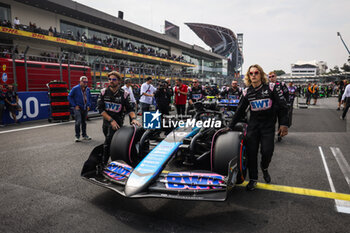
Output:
top-left (1, 91), bottom-right (50, 124)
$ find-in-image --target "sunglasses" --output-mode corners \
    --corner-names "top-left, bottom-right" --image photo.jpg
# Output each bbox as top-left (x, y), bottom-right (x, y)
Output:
top-left (193, 81), bottom-right (198, 83)
top-left (108, 78), bottom-right (117, 81)
top-left (249, 71), bottom-right (260, 76)
top-left (269, 75), bottom-right (275, 78)
top-left (83, 81), bottom-right (88, 83)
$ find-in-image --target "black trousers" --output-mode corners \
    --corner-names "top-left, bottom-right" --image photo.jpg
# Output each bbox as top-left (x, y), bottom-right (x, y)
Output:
top-left (176, 104), bottom-right (186, 116)
top-left (288, 99), bottom-right (294, 127)
top-left (102, 123), bottom-right (118, 164)
top-left (157, 103), bottom-right (170, 116)
top-left (306, 93), bottom-right (312, 104)
top-left (246, 125), bottom-right (275, 180)
top-left (342, 98), bottom-right (350, 119)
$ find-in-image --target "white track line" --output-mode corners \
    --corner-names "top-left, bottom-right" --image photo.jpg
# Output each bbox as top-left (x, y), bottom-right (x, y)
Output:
top-left (330, 147), bottom-right (350, 187)
top-left (319, 146), bottom-right (350, 214)
top-left (330, 147), bottom-right (350, 214)
top-left (0, 121), bottom-right (72, 134)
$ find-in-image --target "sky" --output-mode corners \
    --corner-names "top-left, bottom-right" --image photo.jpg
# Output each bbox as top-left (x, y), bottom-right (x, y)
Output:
top-left (75, 0), bottom-right (350, 73)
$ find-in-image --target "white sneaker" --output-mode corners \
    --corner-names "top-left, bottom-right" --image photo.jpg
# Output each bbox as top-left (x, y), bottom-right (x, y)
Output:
top-left (340, 116), bottom-right (345, 120)
top-left (75, 137), bottom-right (81, 142)
top-left (83, 135), bottom-right (91, 140)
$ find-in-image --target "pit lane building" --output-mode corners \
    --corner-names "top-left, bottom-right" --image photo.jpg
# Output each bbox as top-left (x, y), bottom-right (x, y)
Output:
top-left (291, 60), bottom-right (328, 77)
top-left (0, 0), bottom-right (243, 86)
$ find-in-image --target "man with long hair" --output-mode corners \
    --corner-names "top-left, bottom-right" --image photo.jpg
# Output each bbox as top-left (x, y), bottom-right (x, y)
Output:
top-left (229, 64), bottom-right (289, 191)
top-left (97, 71), bottom-right (141, 164)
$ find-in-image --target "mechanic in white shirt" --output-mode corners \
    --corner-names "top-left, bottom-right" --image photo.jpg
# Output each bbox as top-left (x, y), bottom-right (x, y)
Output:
top-left (139, 77), bottom-right (157, 114)
top-left (341, 82), bottom-right (350, 120)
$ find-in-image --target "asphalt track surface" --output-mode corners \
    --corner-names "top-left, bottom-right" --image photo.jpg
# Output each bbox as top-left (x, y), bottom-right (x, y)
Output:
top-left (1, 97), bottom-right (350, 233)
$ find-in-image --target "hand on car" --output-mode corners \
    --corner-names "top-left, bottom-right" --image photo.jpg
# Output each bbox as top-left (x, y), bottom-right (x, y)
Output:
top-left (131, 119), bottom-right (141, 127)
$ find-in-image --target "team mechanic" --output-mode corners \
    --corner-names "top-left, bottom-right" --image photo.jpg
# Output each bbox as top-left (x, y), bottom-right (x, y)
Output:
top-left (221, 80), bottom-right (242, 99)
top-left (268, 71), bottom-right (290, 141)
top-left (220, 80), bottom-right (242, 111)
top-left (229, 64), bottom-right (289, 191)
top-left (98, 71), bottom-right (141, 165)
top-left (187, 78), bottom-right (207, 114)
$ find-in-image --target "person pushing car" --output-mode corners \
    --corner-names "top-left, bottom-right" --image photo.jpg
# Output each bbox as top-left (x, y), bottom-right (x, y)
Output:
top-left (97, 71), bottom-right (141, 165)
top-left (228, 64), bottom-right (289, 191)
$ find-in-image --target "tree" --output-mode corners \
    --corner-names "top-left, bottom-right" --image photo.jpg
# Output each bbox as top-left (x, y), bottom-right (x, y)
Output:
top-left (273, 70), bottom-right (286, 76)
top-left (341, 63), bottom-right (350, 72)
top-left (329, 66), bottom-right (341, 74)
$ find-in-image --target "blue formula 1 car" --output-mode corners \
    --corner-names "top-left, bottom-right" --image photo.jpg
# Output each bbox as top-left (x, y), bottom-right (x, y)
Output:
top-left (81, 102), bottom-right (247, 201)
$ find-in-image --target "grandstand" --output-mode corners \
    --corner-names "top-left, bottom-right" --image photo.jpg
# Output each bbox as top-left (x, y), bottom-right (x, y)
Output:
top-left (185, 23), bottom-right (244, 76)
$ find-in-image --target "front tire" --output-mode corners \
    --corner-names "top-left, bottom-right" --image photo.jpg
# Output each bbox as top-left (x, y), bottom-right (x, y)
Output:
top-left (212, 131), bottom-right (241, 175)
top-left (110, 126), bottom-right (144, 167)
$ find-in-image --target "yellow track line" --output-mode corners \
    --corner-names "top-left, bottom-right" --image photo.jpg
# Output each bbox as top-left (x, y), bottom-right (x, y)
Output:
top-left (162, 171), bottom-right (350, 201)
top-left (237, 181), bottom-right (350, 201)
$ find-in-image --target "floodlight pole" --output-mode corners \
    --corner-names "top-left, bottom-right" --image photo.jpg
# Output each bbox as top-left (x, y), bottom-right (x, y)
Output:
top-left (337, 32), bottom-right (350, 55)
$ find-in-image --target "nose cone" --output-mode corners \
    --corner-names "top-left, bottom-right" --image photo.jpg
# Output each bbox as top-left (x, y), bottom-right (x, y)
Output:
top-left (125, 175), bottom-right (147, 197)
top-left (124, 184), bottom-right (139, 197)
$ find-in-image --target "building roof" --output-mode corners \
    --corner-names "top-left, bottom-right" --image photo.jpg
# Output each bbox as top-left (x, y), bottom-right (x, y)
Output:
top-left (292, 60), bottom-right (318, 66)
top-left (185, 23), bottom-right (243, 58)
top-left (14, 0), bottom-right (225, 60)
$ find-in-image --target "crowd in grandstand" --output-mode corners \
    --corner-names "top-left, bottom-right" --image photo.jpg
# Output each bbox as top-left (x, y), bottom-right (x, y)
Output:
top-left (0, 46), bottom-right (197, 80)
top-left (1, 17), bottom-right (191, 64)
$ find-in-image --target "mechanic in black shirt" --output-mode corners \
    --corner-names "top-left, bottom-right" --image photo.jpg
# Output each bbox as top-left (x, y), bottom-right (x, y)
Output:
top-left (268, 72), bottom-right (289, 105)
top-left (268, 71), bottom-right (290, 142)
top-left (187, 79), bottom-right (207, 114)
top-left (229, 64), bottom-right (289, 191)
top-left (221, 80), bottom-right (242, 100)
top-left (97, 71), bottom-right (141, 164)
top-left (220, 80), bottom-right (242, 111)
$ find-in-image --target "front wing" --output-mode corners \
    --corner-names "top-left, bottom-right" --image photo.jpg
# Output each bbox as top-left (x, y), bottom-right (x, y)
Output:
top-left (82, 161), bottom-right (236, 201)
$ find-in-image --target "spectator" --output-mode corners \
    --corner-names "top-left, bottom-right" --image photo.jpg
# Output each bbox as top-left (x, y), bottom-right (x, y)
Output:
top-left (139, 77), bottom-right (156, 114)
top-left (154, 81), bottom-right (172, 115)
top-left (5, 84), bottom-right (21, 124)
top-left (337, 80), bottom-right (346, 111)
top-left (165, 78), bottom-right (174, 99)
top-left (13, 17), bottom-right (20, 29)
top-left (341, 81), bottom-right (350, 120)
top-left (122, 78), bottom-right (137, 124)
top-left (0, 84), bottom-right (5, 127)
top-left (132, 84), bottom-right (141, 114)
top-left (312, 83), bottom-right (319, 105)
top-left (48, 26), bottom-right (53, 36)
top-left (68, 76), bottom-right (92, 142)
top-left (174, 78), bottom-right (188, 116)
top-left (306, 83), bottom-right (313, 105)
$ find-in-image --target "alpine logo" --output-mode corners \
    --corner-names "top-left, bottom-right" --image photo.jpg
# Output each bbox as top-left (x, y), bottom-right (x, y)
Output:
top-left (250, 98), bottom-right (272, 111)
